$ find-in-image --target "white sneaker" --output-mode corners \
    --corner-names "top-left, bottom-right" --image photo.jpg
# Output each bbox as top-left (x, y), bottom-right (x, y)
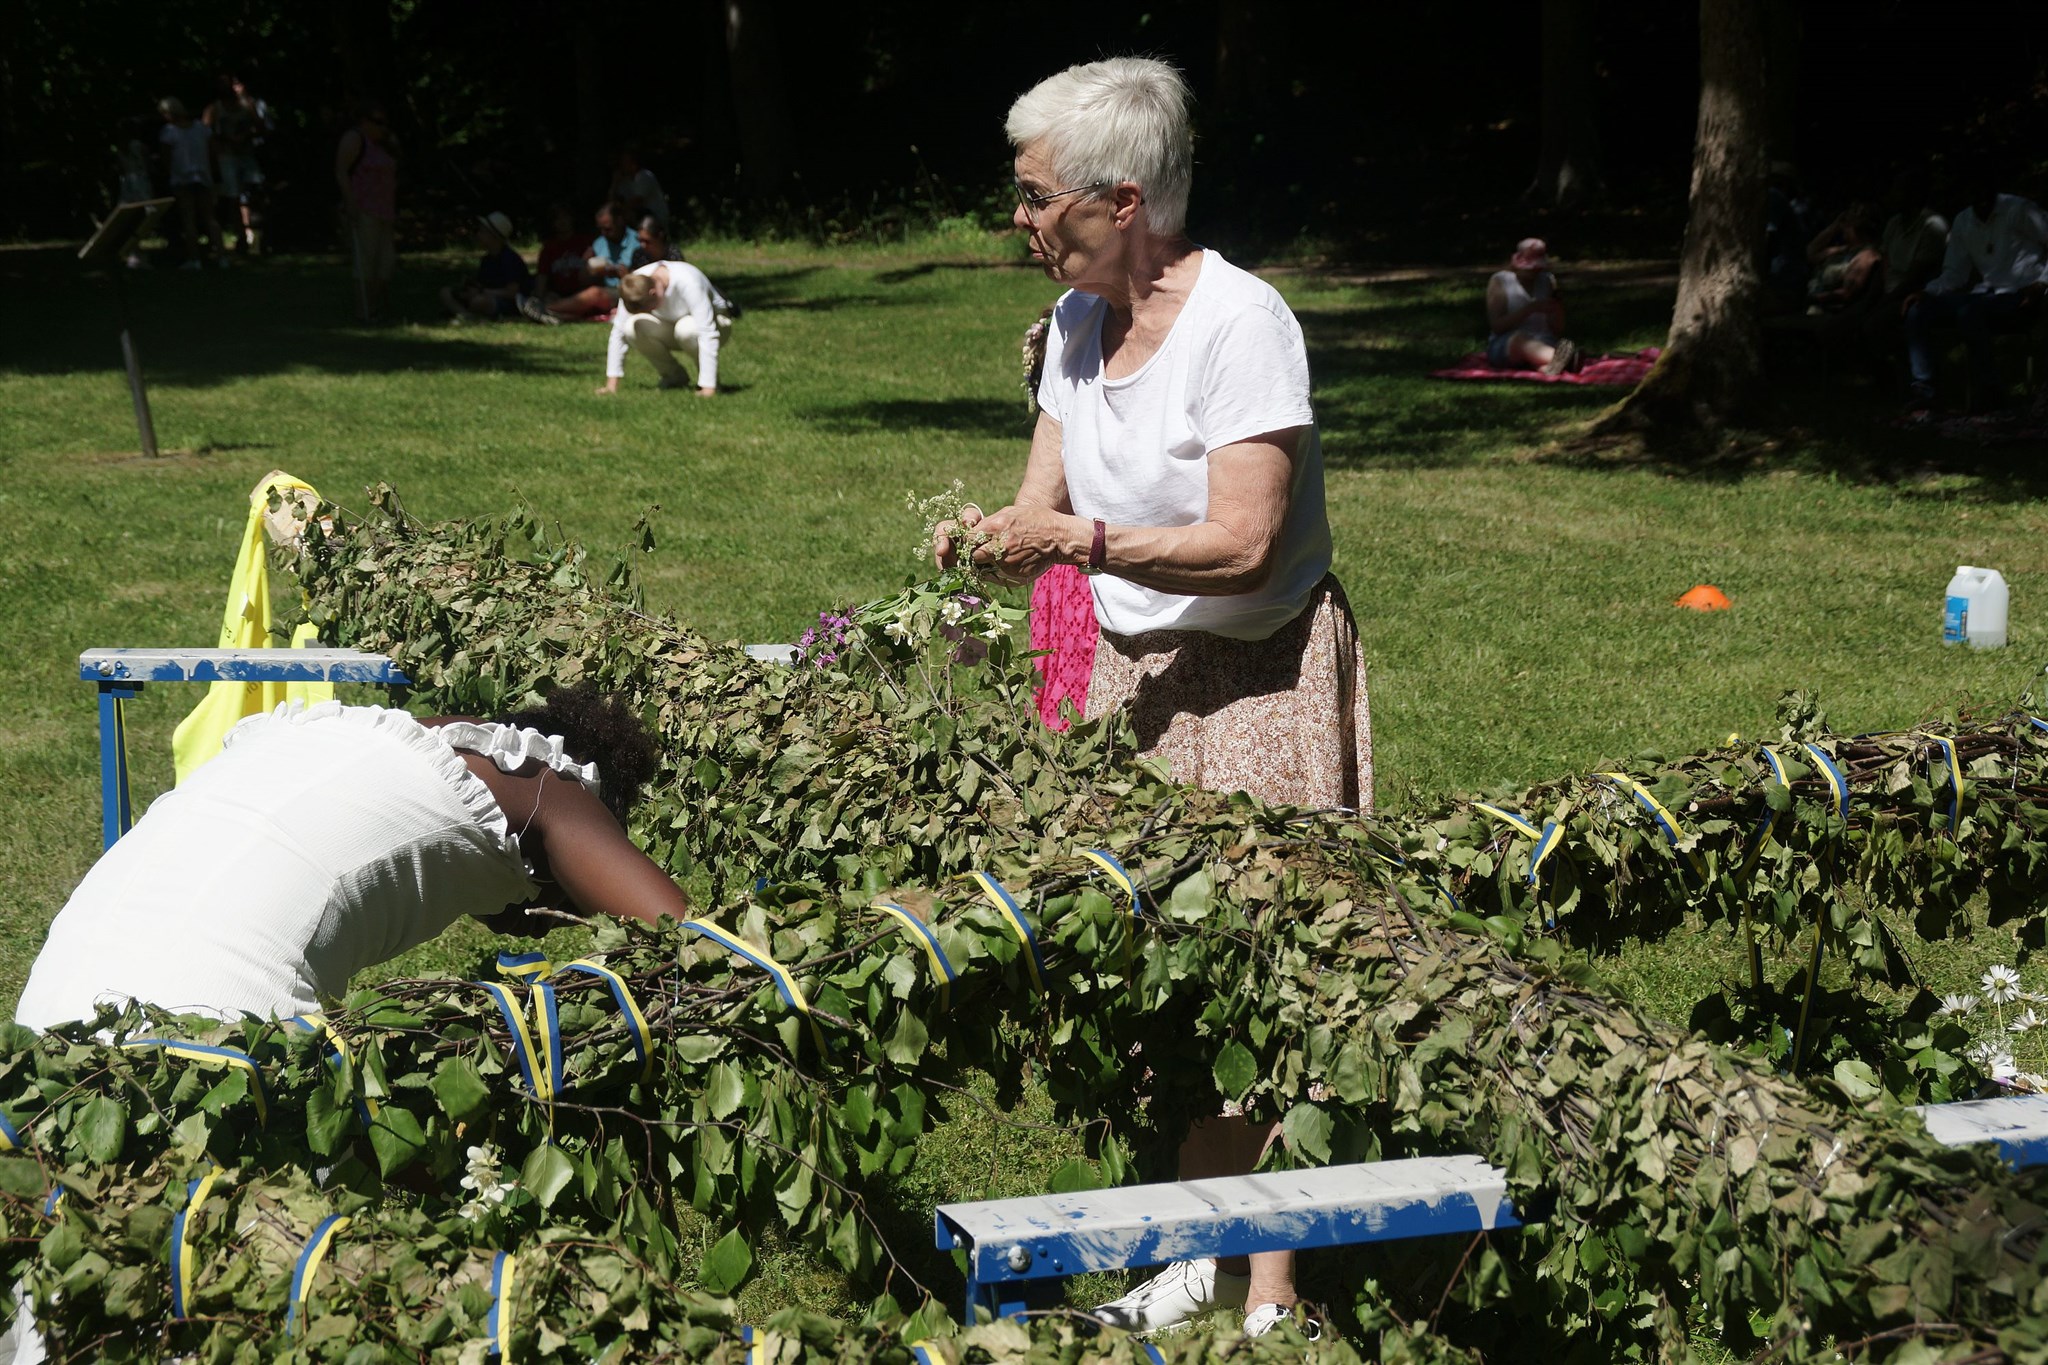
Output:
top-left (1243, 1303), bottom-right (1321, 1340)
top-left (1093, 1258), bottom-right (1248, 1334)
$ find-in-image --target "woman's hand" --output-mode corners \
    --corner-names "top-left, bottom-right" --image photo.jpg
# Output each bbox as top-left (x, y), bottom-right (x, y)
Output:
top-left (969, 504), bottom-right (1089, 584)
top-left (931, 503), bottom-right (985, 569)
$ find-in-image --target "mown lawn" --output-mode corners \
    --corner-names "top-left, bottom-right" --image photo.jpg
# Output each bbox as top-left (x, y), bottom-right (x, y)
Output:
top-left (3, 229), bottom-right (2044, 1328)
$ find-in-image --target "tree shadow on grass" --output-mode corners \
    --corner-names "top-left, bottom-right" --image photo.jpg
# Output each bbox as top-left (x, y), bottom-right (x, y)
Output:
top-left (799, 396), bottom-right (1030, 439)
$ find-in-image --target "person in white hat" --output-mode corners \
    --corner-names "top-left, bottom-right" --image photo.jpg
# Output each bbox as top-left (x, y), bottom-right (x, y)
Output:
top-left (441, 210), bottom-right (535, 322)
top-left (1485, 237), bottom-right (1582, 374)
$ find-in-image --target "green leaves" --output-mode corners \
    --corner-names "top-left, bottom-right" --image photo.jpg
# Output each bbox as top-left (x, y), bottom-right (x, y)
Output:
top-left (699, 1228), bottom-right (752, 1294)
top-left (75, 1094), bottom-right (126, 1164)
top-left (1212, 1041), bottom-right (1257, 1101)
top-left (431, 1056), bottom-right (492, 1123)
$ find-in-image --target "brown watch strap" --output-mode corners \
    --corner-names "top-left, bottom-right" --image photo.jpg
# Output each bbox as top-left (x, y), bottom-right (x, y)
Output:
top-left (1088, 518), bottom-right (1106, 574)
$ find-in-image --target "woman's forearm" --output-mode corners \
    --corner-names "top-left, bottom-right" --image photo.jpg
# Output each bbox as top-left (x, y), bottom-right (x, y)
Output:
top-left (1099, 518), bottom-right (1276, 596)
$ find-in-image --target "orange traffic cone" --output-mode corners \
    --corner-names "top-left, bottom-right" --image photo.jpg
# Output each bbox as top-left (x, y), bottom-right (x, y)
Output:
top-left (1675, 584), bottom-right (1732, 611)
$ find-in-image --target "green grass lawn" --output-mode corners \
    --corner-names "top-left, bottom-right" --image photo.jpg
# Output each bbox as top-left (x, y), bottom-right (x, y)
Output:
top-left (3, 230), bottom-right (2045, 1331)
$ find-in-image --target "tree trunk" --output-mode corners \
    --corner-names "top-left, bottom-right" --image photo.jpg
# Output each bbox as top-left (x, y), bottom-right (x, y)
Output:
top-left (573, 22), bottom-right (609, 207)
top-left (724, 0), bottom-right (792, 200)
top-left (1594, 0), bottom-right (1767, 437)
top-left (1526, 0), bottom-right (1602, 209)
top-left (1763, 0), bottom-right (1802, 162)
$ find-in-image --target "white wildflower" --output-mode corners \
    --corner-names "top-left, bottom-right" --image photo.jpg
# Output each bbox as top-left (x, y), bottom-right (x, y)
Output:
top-left (1987, 1051), bottom-right (2020, 1082)
top-left (1934, 993), bottom-right (1979, 1018)
top-left (980, 613), bottom-right (1014, 642)
top-left (941, 598), bottom-right (966, 626)
top-left (1983, 964), bottom-right (2024, 1004)
top-left (458, 1143), bottom-right (515, 1220)
top-left (884, 613), bottom-right (917, 645)
top-left (2013, 1007), bottom-right (2044, 1034)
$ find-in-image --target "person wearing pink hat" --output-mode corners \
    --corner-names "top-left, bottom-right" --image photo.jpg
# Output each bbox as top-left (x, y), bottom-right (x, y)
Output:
top-left (1486, 237), bottom-right (1581, 374)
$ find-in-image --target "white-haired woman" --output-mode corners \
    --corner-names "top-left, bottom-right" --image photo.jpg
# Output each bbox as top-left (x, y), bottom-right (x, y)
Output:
top-left (935, 56), bottom-right (1368, 1338)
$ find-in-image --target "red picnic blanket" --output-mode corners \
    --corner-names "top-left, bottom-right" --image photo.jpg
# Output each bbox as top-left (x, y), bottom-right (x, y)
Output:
top-left (1431, 346), bottom-right (1661, 386)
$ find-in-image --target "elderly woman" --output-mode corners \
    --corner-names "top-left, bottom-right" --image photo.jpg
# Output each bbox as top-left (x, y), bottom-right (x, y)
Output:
top-left (935, 57), bottom-right (1367, 1338)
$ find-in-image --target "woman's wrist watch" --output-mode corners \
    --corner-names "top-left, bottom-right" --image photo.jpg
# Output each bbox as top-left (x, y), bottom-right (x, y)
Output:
top-left (1081, 518), bottom-right (1106, 575)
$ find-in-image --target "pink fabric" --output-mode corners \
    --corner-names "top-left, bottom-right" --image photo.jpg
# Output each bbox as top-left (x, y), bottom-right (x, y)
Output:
top-left (1029, 564), bottom-right (1100, 731)
top-left (1430, 346), bottom-right (1661, 386)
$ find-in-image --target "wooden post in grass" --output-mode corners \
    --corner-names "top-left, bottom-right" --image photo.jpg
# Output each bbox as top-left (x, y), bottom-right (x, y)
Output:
top-left (79, 200), bottom-right (173, 459)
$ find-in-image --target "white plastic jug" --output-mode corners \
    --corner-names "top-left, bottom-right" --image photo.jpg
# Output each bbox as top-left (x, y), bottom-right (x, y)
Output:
top-left (1944, 566), bottom-right (2009, 649)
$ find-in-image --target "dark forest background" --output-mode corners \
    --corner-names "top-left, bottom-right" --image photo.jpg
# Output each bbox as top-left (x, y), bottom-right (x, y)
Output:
top-left (4, 0), bottom-right (2046, 261)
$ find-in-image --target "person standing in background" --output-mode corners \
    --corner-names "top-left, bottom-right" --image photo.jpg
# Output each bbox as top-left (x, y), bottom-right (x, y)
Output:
top-left (609, 147), bottom-right (669, 227)
top-left (335, 100), bottom-right (398, 322)
top-left (159, 96), bottom-right (227, 269)
top-left (205, 72), bottom-right (272, 255)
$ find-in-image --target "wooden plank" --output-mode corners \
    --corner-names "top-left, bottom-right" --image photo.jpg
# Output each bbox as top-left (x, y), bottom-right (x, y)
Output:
top-left (1916, 1094), bottom-right (2048, 1168)
top-left (935, 1156), bottom-right (1518, 1284)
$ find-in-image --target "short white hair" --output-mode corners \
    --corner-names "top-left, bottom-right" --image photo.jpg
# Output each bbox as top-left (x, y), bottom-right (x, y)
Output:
top-left (1005, 57), bottom-right (1194, 236)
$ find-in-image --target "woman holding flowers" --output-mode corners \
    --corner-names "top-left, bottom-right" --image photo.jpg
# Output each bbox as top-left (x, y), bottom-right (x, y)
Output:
top-left (934, 55), bottom-right (1371, 1338)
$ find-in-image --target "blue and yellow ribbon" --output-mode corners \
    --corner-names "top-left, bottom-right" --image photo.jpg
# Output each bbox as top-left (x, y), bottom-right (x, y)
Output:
top-left (485, 1249), bottom-right (518, 1358)
top-left (743, 1323), bottom-right (763, 1364)
top-left (285, 1014), bottom-right (379, 1124)
top-left (40, 1187), bottom-right (64, 1220)
top-left (495, 953), bottom-right (653, 1086)
top-left (1596, 773), bottom-right (1705, 878)
top-left (0, 1108), bottom-right (24, 1152)
top-left (1473, 802), bottom-right (1542, 841)
top-left (1799, 741), bottom-right (1850, 819)
top-left (1527, 819), bottom-right (1565, 888)
top-left (285, 1213), bottom-right (350, 1335)
top-left (1079, 847), bottom-right (1143, 964)
top-left (907, 1341), bottom-right (944, 1365)
top-left (682, 919), bottom-right (828, 1053)
top-left (119, 1039), bottom-right (268, 1125)
top-left (170, 1165), bottom-right (223, 1319)
top-left (872, 901), bottom-right (958, 1010)
top-left (558, 959), bottom-right (654, 1083)
top-left (1743, 746), bottom-right (1791, 871)
top-left (475, 981), bottom-right (550, 1101)
top-left (969, 871), bottom-right (1046, 991)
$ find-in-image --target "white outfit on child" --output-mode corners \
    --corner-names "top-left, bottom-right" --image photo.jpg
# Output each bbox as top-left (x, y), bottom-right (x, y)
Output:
top-left (605, 260), bottom-right (733, 389)
top-left (13, 701), bottom-right (599, 1030)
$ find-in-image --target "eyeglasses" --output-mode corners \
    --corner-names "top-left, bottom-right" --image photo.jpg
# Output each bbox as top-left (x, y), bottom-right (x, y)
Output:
top-left (1014, 180), bottom-right (1111, 221)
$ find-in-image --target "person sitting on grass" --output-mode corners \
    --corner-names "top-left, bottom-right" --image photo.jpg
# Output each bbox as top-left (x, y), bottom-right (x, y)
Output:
top-left (13, 687), bottom-right (689, 1032)
top-left (1901, 174), bottom-right (2048, 415)
top-left (630, 213), bottom-right (677, 267)
top-left (596, 260), bottom-right (734, 397)
top-left (524, 201), bottom-right (636, 323)
top-left (442, 211), bottom-right (533, 322)
top-left (522, 204), bottom-right (594, 324)
top-left (1486, 237), bottom-right (1580, 374)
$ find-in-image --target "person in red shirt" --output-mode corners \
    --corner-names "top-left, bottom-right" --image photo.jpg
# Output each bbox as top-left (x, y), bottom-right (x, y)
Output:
top-left (522, 204), bottom-right (602, 324)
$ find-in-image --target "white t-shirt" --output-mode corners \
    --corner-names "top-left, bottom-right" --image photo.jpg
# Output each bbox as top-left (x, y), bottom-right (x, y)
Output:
top-left (159, 120), bottom-right (213, 187)
top-left (1036, 250), bottom-right (1331, 641)
top-left (1487, 269), bottom-right (1557, 339)
top-left (606, 260), bottom-right (730, 386)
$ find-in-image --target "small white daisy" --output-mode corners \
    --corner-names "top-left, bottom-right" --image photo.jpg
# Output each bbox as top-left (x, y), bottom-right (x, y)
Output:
top-left (1935, 993), bottom-right (1979, 1018)
top-left (2013, 1007), bottom-right (2044, 1034)
top-left (1983, 964), bottom-right (2024, 1005)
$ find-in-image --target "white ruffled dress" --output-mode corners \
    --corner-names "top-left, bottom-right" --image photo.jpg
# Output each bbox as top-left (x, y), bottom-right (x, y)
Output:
top-left (15, 701), bottom-right (601, 1031)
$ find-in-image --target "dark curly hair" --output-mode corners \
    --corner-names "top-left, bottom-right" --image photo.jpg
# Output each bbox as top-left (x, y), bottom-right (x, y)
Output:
top-left (497, 686), bottom-right (657, 824)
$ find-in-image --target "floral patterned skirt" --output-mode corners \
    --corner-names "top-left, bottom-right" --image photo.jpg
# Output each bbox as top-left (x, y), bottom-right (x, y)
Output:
top-left (1084, 574), bottom-right (1374, 813)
